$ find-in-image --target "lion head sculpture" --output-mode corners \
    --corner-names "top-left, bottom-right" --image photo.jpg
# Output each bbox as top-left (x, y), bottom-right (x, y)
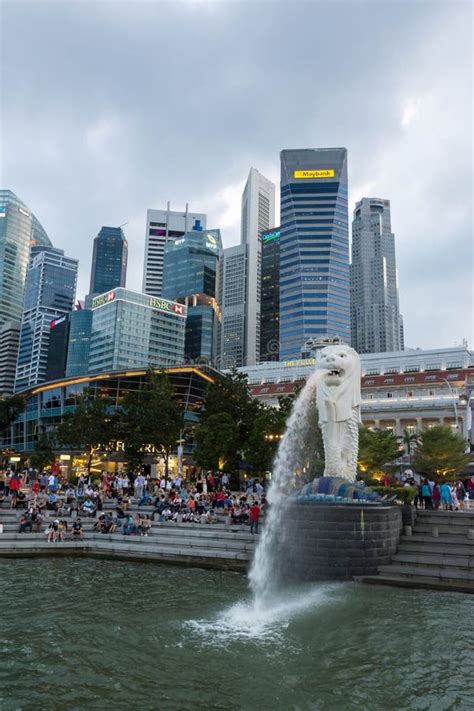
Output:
top-left (315, 344), bottom-right (362, 423)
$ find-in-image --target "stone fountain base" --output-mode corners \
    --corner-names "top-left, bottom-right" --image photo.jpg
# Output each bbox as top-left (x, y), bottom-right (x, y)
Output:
top-left (280, 502), bottom-right (402, 581)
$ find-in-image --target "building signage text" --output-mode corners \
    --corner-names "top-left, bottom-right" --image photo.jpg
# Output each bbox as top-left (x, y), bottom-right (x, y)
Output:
top-left (293, 169), bottom-right (335, 179)
top-left (92, 291), bottom-right (116, 309)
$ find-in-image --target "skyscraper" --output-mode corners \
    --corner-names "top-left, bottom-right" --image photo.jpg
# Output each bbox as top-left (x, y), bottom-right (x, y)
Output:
top-left (0, 320), bottom-right (21, 396)
top-left (46, 314), bottom-right (70, 382)
top-left (241, 168), bottom-right (275, 365)
top-left (0, 190), bottom-right (51, 327)
top-left (219, 244), bottom-right (247, 369)
top-left (260, 228), bottom-right (281, 361)
top-left (351, 197), bottom-right (403, 353)
top-left (279, 148), bottom-right (350, 359)
top-left (15, 246), bottom-right (78, 391)
top-left (89, 226), bottom-right (128, 298)
top-left (162, 227), bottom-right (222, 363)
top-left (88, 288), bottom-right (186, 373)
top-left (143, 204), bottom-right (207, 297)
top-left (65, 308), bottom-right (93, 377)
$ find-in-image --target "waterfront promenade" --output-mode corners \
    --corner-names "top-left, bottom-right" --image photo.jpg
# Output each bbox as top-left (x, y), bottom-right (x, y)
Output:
top-left (0, 500), bottom-right (255, 572)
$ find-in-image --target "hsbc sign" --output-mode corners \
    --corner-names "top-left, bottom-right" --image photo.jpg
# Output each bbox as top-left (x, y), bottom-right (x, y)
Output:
top-left (149, 296), bottom-right (186, 318)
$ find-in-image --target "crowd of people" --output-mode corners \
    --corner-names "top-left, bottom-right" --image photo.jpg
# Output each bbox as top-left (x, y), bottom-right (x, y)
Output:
top-left (415, 478), bottom-right (473, 511)
top-left (0, 467), bottom-right (265, 539)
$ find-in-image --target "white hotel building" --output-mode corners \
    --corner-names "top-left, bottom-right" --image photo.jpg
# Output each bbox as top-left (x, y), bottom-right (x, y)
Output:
top-left (238, 346), bottom-right (474, 446)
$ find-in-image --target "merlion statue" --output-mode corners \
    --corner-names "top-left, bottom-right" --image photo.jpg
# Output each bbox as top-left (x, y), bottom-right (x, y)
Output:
top-left (315, 344), bottom-right (362, 482)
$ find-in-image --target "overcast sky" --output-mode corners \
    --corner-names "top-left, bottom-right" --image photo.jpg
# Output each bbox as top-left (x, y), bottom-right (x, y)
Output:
top-left (1, 0), bottom-right (472, 350)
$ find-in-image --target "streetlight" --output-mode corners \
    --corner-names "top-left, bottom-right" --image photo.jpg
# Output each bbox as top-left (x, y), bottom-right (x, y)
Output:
top-left (440, 378), bottom-right (459, 430)
top-left (459, 390), bottom-right (473, 451)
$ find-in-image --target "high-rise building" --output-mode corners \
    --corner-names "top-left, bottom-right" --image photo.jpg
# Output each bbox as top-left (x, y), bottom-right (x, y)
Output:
top-left (88, 288), bottom-right (186, 374)
top-left (218, 244), bottom-right (247, 369)
top-left (351, 198), bottom-right (403, 353)
top-left (46, 314), bottom-right (70, 382)
top-left (89, 226), bottom-right (128, 298)
top-left (162, 227), bottom-right (222, 363)
top-left (65, 308), bottom-right (93, 377)
top-left (15, 246), bottom-right (78, 392)
top-left (143, 204), bottom-right (207, 297)
top-left (241, 168), bottom-right (275, 365)
top-left (279, 148), bottom-right (351, 359)
top-left (260, 228), bottom-right (281, 361)
top-left (0, 320), bottom-right (21, 396)
top-left (0, 190), bottom-right (51, 328)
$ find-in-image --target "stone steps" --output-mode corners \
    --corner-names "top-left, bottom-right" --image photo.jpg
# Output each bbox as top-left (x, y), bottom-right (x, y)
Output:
top-left (361, 509), bottom-right (474, 593)
top-left (0, 505), bottom-right (255, 571)
top-left (361, 574), bottom-right (474, 595)
top-left (0, 531), bottom-right (255, 553)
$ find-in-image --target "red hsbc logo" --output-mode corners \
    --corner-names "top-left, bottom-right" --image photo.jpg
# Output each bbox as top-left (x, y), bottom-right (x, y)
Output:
top-left (107, 291), bottom-right (116, 302)
top-left (173, 304), bottom-right (185, 315)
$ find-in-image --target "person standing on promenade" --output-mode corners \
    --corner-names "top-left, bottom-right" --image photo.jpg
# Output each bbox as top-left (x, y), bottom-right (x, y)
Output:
top-left (421, 480), bottom-right (433, 509)
top-left (250, 501), bottom-right (261, 535)
top-left (440, 481), bottom-right (452, 510)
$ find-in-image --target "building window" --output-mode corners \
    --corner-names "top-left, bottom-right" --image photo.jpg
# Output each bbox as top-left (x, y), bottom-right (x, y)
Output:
top-left (387, 393), bottom-right (393, 398)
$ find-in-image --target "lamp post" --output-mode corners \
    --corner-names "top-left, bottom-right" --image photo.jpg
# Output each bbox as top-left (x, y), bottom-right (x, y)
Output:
top-left (459, 390), bottom-right (473, 452)
top-left (440, 378), bottom-right (459, 431)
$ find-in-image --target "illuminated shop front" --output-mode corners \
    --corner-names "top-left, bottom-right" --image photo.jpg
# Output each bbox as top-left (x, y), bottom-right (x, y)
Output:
top-left (1, 366), bottom-right (217, 474)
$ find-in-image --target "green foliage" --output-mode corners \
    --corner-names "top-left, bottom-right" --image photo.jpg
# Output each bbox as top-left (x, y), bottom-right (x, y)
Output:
top-left (370, 485), bottom-right (418, 504)
top-left (194, 413), bottom-right (239, 471)
top-left (358, 427), bottom-right (404, 475)
top-left (56, 388), bottom-right (117, 473)
top-left (194, 369), bottom-right (259, 471)
top-left (30, 433), bottom-right (56, 471)
top-left (412, 425), bottom-right (470, 477)
top-left (194, 372), bottom-right (324, 477)
top-left (118, 369), bottom-right (182, 473)
top-left (0, 394), bottom-right (25, 433)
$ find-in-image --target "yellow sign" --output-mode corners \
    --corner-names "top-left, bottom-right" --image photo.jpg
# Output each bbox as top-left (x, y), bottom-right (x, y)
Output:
top-left (294, 169), bottom-right (335, 179)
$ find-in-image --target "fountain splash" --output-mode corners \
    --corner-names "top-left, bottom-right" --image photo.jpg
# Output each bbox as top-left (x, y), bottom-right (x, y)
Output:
top-left (249, 370), bottom-right (322, 604)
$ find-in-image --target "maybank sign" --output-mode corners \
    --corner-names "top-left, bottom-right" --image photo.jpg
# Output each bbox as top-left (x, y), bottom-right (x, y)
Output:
top-left (294, 169), bottom-right (335, 179)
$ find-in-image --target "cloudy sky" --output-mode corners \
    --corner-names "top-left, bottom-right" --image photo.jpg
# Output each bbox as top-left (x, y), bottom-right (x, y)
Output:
top-left (1, 0), bottom-right (472, 349)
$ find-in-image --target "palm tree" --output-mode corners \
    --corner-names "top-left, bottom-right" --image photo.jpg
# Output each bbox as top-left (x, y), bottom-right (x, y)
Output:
top-left (400, 428), bottom-right (419, 466)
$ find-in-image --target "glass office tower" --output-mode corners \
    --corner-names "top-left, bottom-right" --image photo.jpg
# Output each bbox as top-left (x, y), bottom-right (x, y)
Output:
top-left (260, 228), bottom-right (281, 361)
top-left (88, 288), bottom-right (186, 374)
top-left (89, 226), bottom-right (128, 297)
top-left (351, 198), bottom-right (403, 353)
top-left (15, 246), bottom-right (78, 391)
top-left (0, 190), bottom-right (51, 327)
top-left (279, 148), bottom-right (350, 359)
top-left (65, 309), bottom-right (93, 377)
top-left (162, 228), bottom-right (221, 363)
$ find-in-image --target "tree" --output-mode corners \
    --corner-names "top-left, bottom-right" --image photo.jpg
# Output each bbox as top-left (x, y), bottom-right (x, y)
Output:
top-left (358, 428), bottom-right (404, 476)
top-left (194, 413), bottom-right (239, 471)
top-left (30, 434), bottom-right (55, 472)
top-left (194, 369), bottom-right (259, 472)
top-left (0, 394), bottom-right (25, 433)
top-left (56, 389), bottom-right (117, 475)
top-left (118, 370), bottom-right (182, 475)
top-left (412, 425), bottom-right (470, 478)
top-left (400, 428), bottom-right (419, 465)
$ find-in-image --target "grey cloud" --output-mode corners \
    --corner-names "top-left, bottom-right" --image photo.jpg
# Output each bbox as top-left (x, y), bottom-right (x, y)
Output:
top-left (1, 0), bottom-right (472, 349)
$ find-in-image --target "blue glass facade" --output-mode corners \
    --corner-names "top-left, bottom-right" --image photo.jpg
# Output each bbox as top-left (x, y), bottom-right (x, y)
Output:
top-left (279, 149), bottom-right (350, 359)
top-left (0, 190), bottom-right (51, 328)
top-left (162, 229), bottom-right (221, 363)
top-left (15, 246), bottom-right (78, 392)
top-left (88, 288), bottom-right (186, 373)
top-left (65, 309), bottom-right (93, 377)
top-left (89, 226), bottom-right (127, 297)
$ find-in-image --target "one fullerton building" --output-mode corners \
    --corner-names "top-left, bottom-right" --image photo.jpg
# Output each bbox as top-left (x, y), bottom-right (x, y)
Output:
top-left (89, 288), bottom-right (187, 373)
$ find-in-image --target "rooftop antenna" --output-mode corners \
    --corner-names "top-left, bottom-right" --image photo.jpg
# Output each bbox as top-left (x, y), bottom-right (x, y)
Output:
top-left (118, 222), bottom-right (128, 229)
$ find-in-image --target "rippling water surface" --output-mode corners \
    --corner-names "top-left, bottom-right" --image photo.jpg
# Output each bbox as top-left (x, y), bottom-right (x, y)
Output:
top-left (1, 559), bottom-right (473, 710)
